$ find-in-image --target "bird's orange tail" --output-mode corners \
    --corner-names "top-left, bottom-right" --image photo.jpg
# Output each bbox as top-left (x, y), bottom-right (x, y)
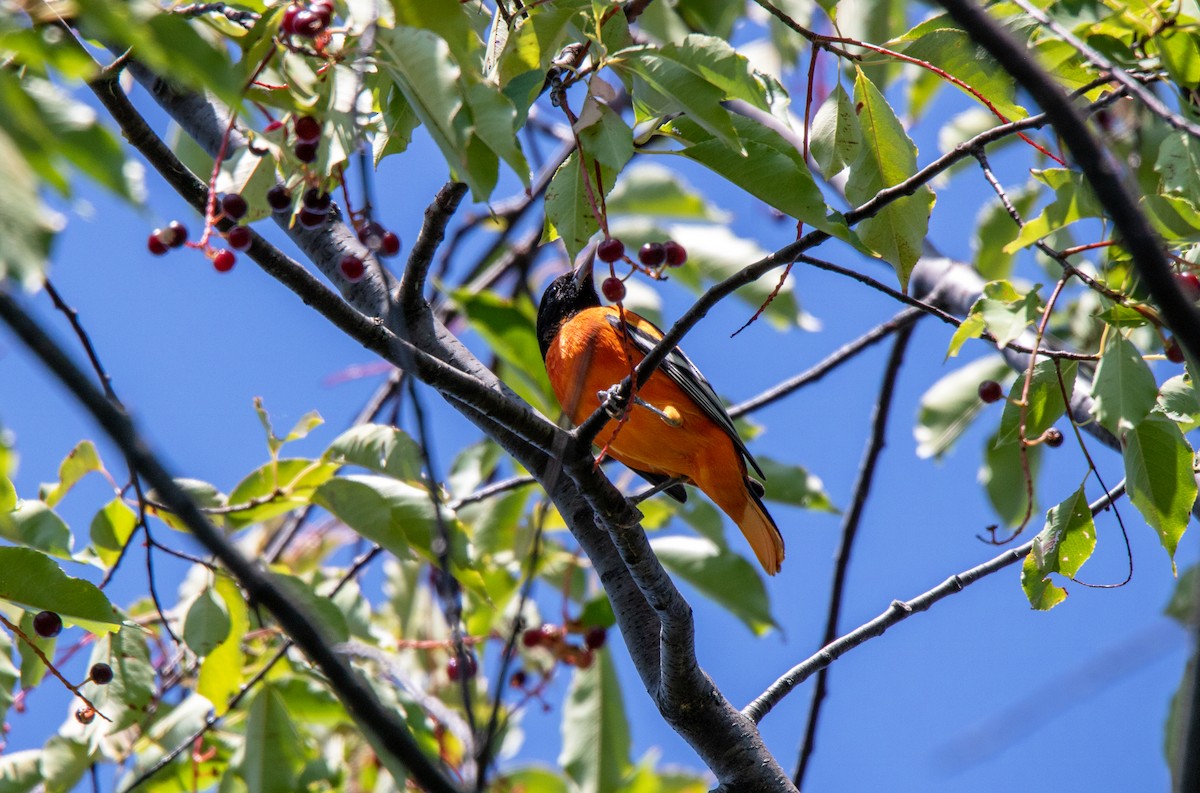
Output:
top-left (702, 472), bottom-right (785, 575)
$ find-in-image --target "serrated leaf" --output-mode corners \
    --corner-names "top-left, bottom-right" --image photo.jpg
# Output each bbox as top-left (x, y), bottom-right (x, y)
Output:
top-left (183, 587), bottom-right (232, 658)
top-left (148, 478), bottom-right (228, 533)
top-left (1021, 486), bottom-right (1097, 610)
top-left (464, 81), bottom-right (530, 186)
top-left (577, 102), bottom-right (634, 175)
top-left (1157, 372), bottom-right (1200, 432)
top-left (0, 547), bottom-right (120, 635)
top-left (946, 312), bottom-right (987, 358)
top-left (659, 34), bottom-right (785, 114)
top-left (975, 280), bottom-right (1043, 351)
top-left (810, 83), bottom-right (861, 178)
top-left (544, 150), bottom-right (612, 262)
top-left (916, 355), bottom-right (1013, 459)
top-left (224, 458), bottom-right (339, 528)
top-left (898, 27), bottom-right (1025, 120)
top-left (1091, 332), bottom-right (1158, 434)
top-left (650, 536), bottom-right (777, 635)
top-left (1124, 414), bottom-right (1196, 564)
top-left (42, 440), bottom-right (101, 508)
top-left (1142, 193), bottom-right (1200, 242)
top-left (1155, 131), bottom-right (1200, 198)
top-left (324, 424), bottom-right (423, 481)
top-left (197, 576), bottom-right (248, 715)
top-left (559, 649), bottom-right (630, 793)
top-left (846, 71), bottom-right (934, 288)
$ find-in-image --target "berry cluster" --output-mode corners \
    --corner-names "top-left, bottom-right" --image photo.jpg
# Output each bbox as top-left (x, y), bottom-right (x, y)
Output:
top-left (596, 236), bottom-right (688, 269)
top-left (146, 221), bottom-right (187, 257)
top-left (521, 623), bottom-right (606, 670)
top-left (1177, 272), bottom-right (1200, 301)
top-left (280, 0), bottom-right (335, 40)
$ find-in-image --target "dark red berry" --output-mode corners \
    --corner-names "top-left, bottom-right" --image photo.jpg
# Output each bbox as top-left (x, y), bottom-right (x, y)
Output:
top-left (447, 652), bottom-right (477, 682)
top-left (75, 707), bottom-right (95, 725)
top-left (638, 242), bottom-right (666, 267)
top-left (147, 232), bottom-right (169, 256)
top-left (522, 628), bottom-right (542, 648)
top-left (597, 237), bottom-right (625, 263)
top-left (584, 626), bottom-right (607, 650)
top-left (601, 276), bottom-right (626, 302)
top-left (358, 221), bottom-right (385, 249)
top-left (280, 3), bottom-right (302, 35)
top-left (1167, 337), bottom-right (1186, 363)
top-left (290, 8), bottom-right (326, 37)
top-left (33, 610), bottom-right (62, 638)
top-left (221, 193), bottom-right (248, 221)
top-left (510, 669), bottom-right (527, 688)
top-left (267, 185), bottom-right (292, 212)
top-left (212, 249), bottom-right (236, 273)
top-left (226, 225), bottom-right (252, 251)
top-left (302, 188), bottom-right (331, 213)
top-left (297, 208), bottom-right (327, 229)
top-left (1043, 427), bottom-right (1064, 448)
top-left (165, 220), bottom-right (188, 248)
top-left (294, 141), bottom-right (318, 163)
top-left (340, 255), bottom-right (365, 282)
top-left (311, 0), bottom-right (333, 26)
top-left (1177, 272), bottom-right (1200, 300)
top-left (663, 240), bottom-right (687, 267)
top-left (380, 230), bottom-right (401, 257)
top-left (89, 662), bottom-right (113, 685)
top-left (978, 380), bottom-right (1003, 404)
top-left (294, 115), bottom-right (321, 144)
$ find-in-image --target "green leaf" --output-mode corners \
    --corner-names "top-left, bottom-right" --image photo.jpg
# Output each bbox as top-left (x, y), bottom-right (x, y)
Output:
top-left (1164, 564), bottom-right (1200, 626)
top-left (1155, 131), bottom-right (1200, 199)
top-left (666, 114), bottom-right (837, 236)
top-left (559, 649), bottom-right (631, 793)
top-left (916, 355), bottom-right (1014, 459)
top-left (1142, 193), bottom-right (1200, 242)
top-left (0, 476), bottom-right (13, 513)
top-left (1004, 169), bottom-right (1103, 252)
top-left (1156, 29), bottom-right (1200, 89)
top-left (974, 280), bottom-right (1043, 352)
top-left (235, 686), bottom-right (305, 793)
top-left (451, 289), bottom-right (556, 414)
top-left (0, 630), bottom-right (16, 727)
top-left (270, 573), bottom-right (349, 644)
top-left (658, 34), bottom-right (786, 114)
top-left (464, 81), bottom-right (530, 186)
top-left (606, 163), bottom-right (727, 221)
top-left (577, 100), bottom-right (634, 175)
top-left (897, 26), bottom-right (1026, 120)
top-left (0, 547), bottom-right (121, 634)
top-left (1123, 414), bottom-right (1196, 564)
top-left (650, 536), bottom-right (777, 635)
top-left (86, 625), bottom-right (155, 734)
top-left (810, 84), bottom-right (862, 178)
top-left (197, 576), bottom-right (249, 716)
top-left (88, 498), bottom-right (137, 567)
top-left (0, 750), bottom-right (39, 792)
top-left (0, 125), bottom-right (61, 288)
top-left (1021, 486), bottom-right (1097, 610)
top-left (324, 424), bottom-right (423, 481)
top-left (981, 428), bottom-right (1042, 527)
top-left (149, 478), bottom-right (228, 533)
top-left (995, 359), bottom-right (1078, 448)
top-left (544, 150), bottom-right (611, 262)
top-left (946, 312), bottom-right (987, 358)
top-left (1157, 372), bottom-right (1200, 433)
top-left (183, 587), bottom-right (232, 658)
top-left (617, 49), bottom-right (742, 152)
top-left (40, 734), bottom-right (90, 793)
top-left (973, 186), bottom-right (1038, 280)
top-left (1090, 332), bottom-right (1159, 435)
top-left (42, 440), bottom-right (102, 508)
top-left (846, 70), bottom-right (934, 288)
top-left (755, 457), bottom-right (837, 512)
top-left (0, 500), bottom-right (71, 556)
top-left (224, 458), bottom-right (339, 528)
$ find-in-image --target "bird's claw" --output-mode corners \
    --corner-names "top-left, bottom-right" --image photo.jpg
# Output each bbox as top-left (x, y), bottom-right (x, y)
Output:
top-left (598, 386), bottom-right (682, 427)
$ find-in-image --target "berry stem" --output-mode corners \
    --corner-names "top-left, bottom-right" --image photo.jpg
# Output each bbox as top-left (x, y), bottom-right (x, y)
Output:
top-left (0, 613), bottom-right (111, 722)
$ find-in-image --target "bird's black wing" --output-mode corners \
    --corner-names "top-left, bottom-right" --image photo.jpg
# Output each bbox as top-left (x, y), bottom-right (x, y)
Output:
top-left (606, 313), bottom-right (766, 480)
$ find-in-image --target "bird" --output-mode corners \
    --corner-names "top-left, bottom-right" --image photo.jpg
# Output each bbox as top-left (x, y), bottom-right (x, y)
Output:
top-left (536, 260), bottom-right (785, 574)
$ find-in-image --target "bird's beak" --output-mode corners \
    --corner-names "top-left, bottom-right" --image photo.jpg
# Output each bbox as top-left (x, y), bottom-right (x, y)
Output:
top-left (573, 245), bottom-right (596, 287)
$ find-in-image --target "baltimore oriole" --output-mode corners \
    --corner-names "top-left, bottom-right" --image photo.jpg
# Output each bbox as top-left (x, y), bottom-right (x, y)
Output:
top-left (536, 262), bottom-right (785, 574)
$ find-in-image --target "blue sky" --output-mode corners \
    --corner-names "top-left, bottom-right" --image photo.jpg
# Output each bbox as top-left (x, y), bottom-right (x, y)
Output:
top-left (1, 19), bottom-right (1195, 792)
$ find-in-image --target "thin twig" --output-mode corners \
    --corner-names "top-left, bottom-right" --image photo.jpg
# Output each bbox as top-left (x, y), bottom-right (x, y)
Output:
top-left (793, 324), bottom-right (915, 787)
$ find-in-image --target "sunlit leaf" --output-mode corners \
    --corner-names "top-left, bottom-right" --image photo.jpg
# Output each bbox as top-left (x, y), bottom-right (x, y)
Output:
top-left (1021, 486), bottom-right (1096, 610)
top-left (183, 587), bottom-right (232, 658)
top-left (560, 649), bottom-right (631, 793)
top-left (1090, 332), bottom-right (1158, 435)
top-left (0, 547), bottom-right (120, 633)
top-left (650, 536), bottom-right (777, 635)
top-left (1123, 414), bottom-right (1196, 565)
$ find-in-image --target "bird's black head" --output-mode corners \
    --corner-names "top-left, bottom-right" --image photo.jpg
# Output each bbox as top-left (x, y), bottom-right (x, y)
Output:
top-left (536, 263), bottom-right (600, 359)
